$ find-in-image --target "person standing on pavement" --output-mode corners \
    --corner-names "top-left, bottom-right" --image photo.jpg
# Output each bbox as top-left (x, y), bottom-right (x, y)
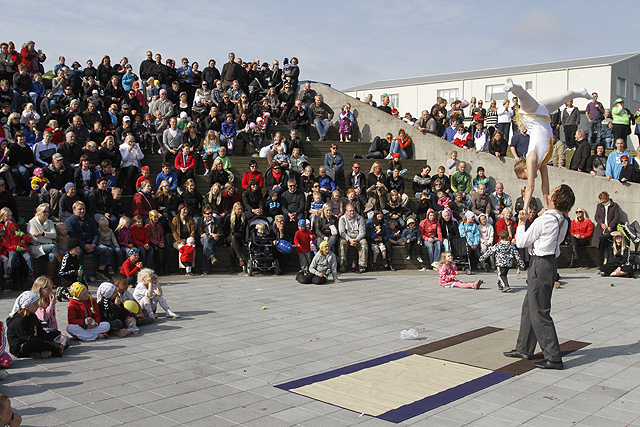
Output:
top-left (504, 184), bottom-right (575, 370)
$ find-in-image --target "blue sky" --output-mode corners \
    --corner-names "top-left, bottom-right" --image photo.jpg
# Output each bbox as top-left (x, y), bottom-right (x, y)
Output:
top-left (2, 1), bottom-right (638, 90)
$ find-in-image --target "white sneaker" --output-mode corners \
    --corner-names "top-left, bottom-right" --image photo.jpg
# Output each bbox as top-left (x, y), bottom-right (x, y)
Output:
top-left (431, 262), bottom-right (439, 269)
top-left (204, 169), bottom-right (210, 176)
top-left (417, 256), bottom-right (423, 263)
top-left (166, 310), bottom-right (180, 318)
top-left (305, 137), bottom-right (310, 142)
top-left (419, 267), bottom-right (428, 272)
top-left (405, 255), bottom-right (410, 260)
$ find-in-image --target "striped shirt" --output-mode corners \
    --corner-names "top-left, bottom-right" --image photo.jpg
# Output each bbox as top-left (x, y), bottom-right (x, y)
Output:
top-left (485, 109), bottom-right (498, 127)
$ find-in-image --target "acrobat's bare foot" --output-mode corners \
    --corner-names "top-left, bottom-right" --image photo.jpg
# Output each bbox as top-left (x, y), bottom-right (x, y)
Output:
top-left (503, 78), bottom-right (514, 93)
top-left (581, 88), bottom-right (594, 100)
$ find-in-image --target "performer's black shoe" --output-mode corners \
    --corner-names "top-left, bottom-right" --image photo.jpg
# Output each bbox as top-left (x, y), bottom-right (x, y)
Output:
top-left (533, 360), bottom-right (564, 370)
top-left (503, 350), bottom-right (532, 360)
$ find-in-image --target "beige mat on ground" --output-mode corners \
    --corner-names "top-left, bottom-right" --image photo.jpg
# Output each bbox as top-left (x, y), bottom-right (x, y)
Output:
top-left (289, 354), bottom-right (491, 417)
top-left (425, 329), bottom-right (569, 371)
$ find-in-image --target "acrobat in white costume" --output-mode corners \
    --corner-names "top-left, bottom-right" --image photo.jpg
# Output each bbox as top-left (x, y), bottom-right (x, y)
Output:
top-left (505, 78), bottom-right (592, 210)
top-left (504, 78), bottom-right (593, 168)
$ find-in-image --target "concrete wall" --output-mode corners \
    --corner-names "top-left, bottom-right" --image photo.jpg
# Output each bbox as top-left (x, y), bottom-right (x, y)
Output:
top-left (307, 83), bottom-right (640, 222)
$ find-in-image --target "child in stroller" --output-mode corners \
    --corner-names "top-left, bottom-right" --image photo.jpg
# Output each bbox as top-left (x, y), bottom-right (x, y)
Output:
top-left (246, 218), bottom-right (282, 275)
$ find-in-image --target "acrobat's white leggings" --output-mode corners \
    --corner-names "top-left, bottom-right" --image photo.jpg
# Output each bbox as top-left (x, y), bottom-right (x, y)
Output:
top-left (506, 79), bottom-right (591, 114)
top-left (138, 294), bottom-right (171, 316)
top-left (66, 322), bottom-right (111, 341)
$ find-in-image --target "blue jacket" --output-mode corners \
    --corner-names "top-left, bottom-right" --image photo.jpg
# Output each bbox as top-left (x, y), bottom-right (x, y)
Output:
top-left (94, 169), bottom-right (117, 189)
top-left (443, 125), bottom-right (457, 142)
top-left (177, 66), bottom-right (194, 84)
top-left (221, 121), bottom-right (236, 138)
top-left (317, 175), bottom-right (336, 192)
top-left (401, 226), bottom-right (421, 243)
top-left (458, 221), bottom-right (480, 246)
top-left (65, 214), bottom-right (100, 247)
top-left (122, 73), bottom-right (136, 92)
top-left (606, 150), bottom-right (633, 179)
top-left (365, 219), bottom-right (390, 241)
top-left (74, 168), bottom-right (97, 190)
top-left (155, 170), bottom-right (178, 191)
top-left (324, 152), bottom-right (344, 172)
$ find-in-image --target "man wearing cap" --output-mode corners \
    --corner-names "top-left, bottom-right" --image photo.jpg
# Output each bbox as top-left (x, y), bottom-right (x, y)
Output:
top-left (606, 138), bottom-right (633, 181)
top-left (65, 201), bottom-right (112, 281)
top-left (45, 153), bottom-right (73, 217)
top-left (611, 98), bottom-right (631, 145)
top-left (338, 203), bottom-right (368, 273)
top-left (115, 116), bottom-right (134, 145)
top-left (64, 116), bottom-right (90, 147)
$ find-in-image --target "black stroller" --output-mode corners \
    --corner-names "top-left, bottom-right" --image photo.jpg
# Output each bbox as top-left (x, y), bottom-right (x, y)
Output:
top-left (449, 237), bottom-right (472, 275)
top-left (246, 216), bottom-right (281, 276)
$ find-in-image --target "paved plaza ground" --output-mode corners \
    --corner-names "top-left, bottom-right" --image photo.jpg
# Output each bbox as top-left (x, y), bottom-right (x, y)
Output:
top-left (1, 267), bottom-right (640, 427)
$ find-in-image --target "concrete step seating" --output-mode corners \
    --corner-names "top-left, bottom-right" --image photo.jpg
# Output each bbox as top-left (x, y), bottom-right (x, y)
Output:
top-left (12, 123), bottom-right (606, 281)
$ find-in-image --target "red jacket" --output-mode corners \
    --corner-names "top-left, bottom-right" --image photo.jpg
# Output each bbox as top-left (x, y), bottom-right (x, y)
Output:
top-left (570, 218), bottom-right (594, 239)
top-left (223, 191), bottom-right (242, 213)
top-left (179, 244), bottom-right (195, 263)
top-left (20, 47), bottom-right (37, 72)
top-left (494, 217), bottom-right (517, 243)
top-left (294, 229), bottom-right (315, 253)
top-left (67, 297), bottom-right (101, 327)
top-left (132, 192), bottom-right (156, 217)
top-left (241, 171), bottom-right (264, 190)
top-left (130, 224), bottom-right (149, 246)
top-left (453, 132), bottom-right (471, 148)
top-left (174, 152), bottom-right (196, 170)
top-left (120, 258), bottom-right (140, 278)
top-left (419, 209), bottom-right (443, 241)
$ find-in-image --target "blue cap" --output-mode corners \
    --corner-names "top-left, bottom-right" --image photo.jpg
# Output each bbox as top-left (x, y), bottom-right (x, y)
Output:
top-left (127, 248), bottom-right (140, 257)
top-left (298, 219), bottom-right (307, 227)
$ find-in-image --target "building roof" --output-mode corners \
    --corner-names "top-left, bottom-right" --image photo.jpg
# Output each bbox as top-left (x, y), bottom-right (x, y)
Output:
top-left (342, 52), bottom-right (640, 92)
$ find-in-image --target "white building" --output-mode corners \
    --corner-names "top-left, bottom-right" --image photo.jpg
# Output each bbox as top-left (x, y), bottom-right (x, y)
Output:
top-left (343, 52), bottom-right (640, 147)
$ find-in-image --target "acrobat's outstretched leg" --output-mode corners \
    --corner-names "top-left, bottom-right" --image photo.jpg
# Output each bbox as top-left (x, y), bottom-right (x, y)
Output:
top-left (504, 78), bottom-right (539, 113)
top-left (504, 78), bottom-right (593, 113)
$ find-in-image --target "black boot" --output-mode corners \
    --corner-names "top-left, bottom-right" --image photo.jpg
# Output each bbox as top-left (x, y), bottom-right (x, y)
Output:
top-left (569, 246), bottom-right (578, 268)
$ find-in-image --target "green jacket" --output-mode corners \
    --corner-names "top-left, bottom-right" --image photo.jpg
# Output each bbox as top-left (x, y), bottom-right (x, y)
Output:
top-left (451, 171), bottom-right (472, 194)
top-left (612, 105), bottom-right (630, 125)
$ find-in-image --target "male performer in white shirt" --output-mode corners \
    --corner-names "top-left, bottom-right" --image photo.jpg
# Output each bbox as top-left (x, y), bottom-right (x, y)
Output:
top-left (503, 184), bottom-right (575, 370)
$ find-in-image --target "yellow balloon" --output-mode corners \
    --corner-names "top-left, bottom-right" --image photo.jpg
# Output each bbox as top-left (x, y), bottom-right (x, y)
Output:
top-left (123, 300), bottom-right (139, 314)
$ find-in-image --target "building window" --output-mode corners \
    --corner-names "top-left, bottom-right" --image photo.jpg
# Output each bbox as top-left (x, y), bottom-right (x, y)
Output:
top-left (634, 83), bottom-right (640, 102)
top-left (617, 77), bottom-right (627, 97)
top-left (525, 81), bottom-right (533, 90)
top-left (437, 89), bottom-right (459, 105)
top-left (485, 84), bottom-right (507, 102)
top-left (380, 94), bottom-right (399, 110)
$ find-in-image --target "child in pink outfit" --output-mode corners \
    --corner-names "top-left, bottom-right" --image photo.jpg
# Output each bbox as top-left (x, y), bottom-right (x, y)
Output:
top-left (437, 252), bottom-right (482, 289)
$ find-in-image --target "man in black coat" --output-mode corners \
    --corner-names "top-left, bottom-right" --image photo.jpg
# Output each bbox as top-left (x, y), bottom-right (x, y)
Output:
top-left (202, 59), bottom-right (221, 87)
top-left (44, 153), bottom-right (74, 218)
top-left (569, 130), bottom-right (591, 172)
top-left (281, 179), bottom-right (306, 232)
top-left (221, 53), bottom-right (241, 90)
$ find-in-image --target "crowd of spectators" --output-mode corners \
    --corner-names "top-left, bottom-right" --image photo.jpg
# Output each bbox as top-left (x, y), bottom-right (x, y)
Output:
top-left (0, 41), bottom-right (636, 289)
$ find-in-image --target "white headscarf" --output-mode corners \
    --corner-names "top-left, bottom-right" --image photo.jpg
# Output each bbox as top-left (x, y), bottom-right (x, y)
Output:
top-left (96, 282), bottom-right (116, 303)
top-left (9, 291), bottom-right (39, 317)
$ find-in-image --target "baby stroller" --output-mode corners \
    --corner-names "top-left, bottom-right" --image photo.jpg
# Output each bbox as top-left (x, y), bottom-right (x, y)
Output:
top-left (449, 236), bottom-right (472, 275)
top-left (246, 216), bottom-right (281, 276)
top-left (621, 222), bottom-right (640, 274)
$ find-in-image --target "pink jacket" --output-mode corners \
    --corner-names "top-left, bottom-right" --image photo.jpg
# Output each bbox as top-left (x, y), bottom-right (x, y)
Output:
top-left (438, 263), bottom-right (458, 287)
top-left (35, 298), bottom-right (58, 330)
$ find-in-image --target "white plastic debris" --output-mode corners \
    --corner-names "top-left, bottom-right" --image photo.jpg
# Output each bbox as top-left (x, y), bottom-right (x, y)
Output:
top-left (400, 328), bottom-right (419, 340)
